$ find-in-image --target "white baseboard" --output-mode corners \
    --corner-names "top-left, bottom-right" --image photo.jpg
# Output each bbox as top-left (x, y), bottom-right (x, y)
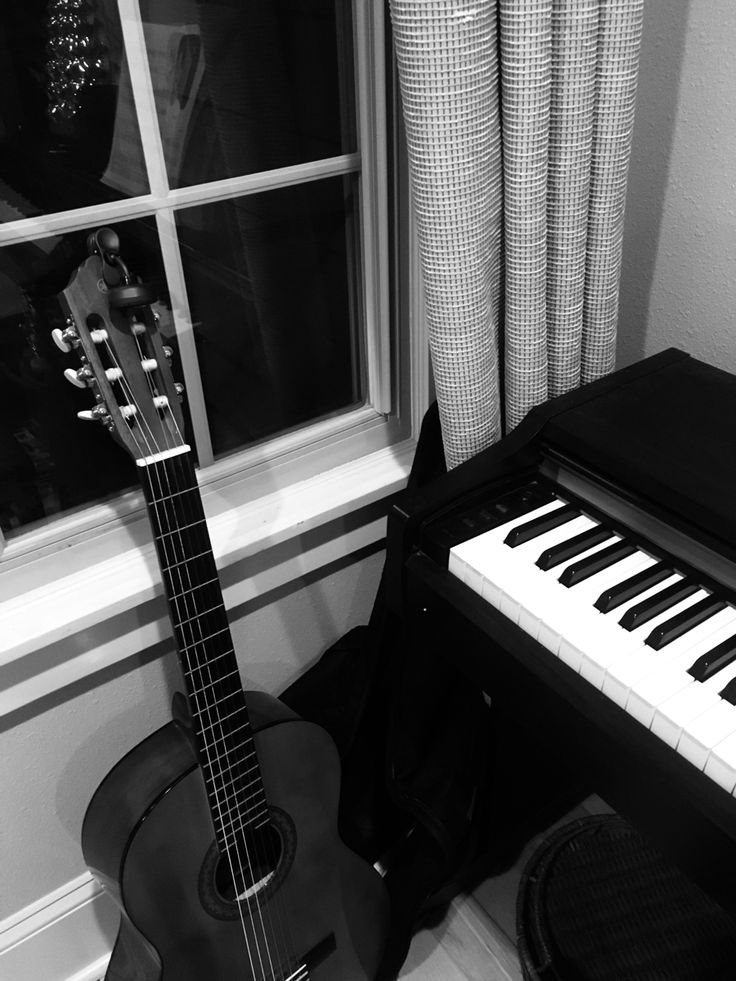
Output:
top-left (0, 874), bottom-right (117, 981)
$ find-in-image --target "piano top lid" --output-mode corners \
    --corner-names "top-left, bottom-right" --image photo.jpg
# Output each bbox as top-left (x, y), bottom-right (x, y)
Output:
top-left (543, 352), bottom-right (736, 559)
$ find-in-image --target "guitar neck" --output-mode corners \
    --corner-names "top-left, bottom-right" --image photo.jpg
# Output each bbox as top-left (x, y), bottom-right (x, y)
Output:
top-left (139, 448), bottom-right (269, 845)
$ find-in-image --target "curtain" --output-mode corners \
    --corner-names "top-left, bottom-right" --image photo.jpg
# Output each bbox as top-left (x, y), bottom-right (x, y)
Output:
top-left (390, 0), bottom-right (644, 468)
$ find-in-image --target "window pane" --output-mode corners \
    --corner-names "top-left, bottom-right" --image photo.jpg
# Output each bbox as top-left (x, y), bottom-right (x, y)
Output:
top-left (0, 1), bottom-right (149, 221)
top-left (0, 220), bottom-right (184, 537)
top-left (138, 0), bottom-right (356, 189)
top-left (176, 175), bottom-right (362, 457)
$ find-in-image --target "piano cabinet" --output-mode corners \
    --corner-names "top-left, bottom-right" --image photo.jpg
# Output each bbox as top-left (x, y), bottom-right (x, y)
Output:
top-left (403, 548), bottom-right (736, 921)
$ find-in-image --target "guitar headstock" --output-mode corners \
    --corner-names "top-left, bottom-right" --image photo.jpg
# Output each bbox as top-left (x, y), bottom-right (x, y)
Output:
top-left (56, 228), bottom-right (187, 464)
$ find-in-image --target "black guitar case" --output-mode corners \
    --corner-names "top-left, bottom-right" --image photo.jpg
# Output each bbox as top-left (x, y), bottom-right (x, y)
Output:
top-left (280, 404), bottom-right (580, 979)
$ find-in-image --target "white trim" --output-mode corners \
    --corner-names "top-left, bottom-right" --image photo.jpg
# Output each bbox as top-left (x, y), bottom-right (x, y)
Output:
top-left (0, 874), bottom-right (116, 981)
top-left (0, 440), bottom-right (414, 718)
top-left (1, 405), bottom-right (398, 577)
top-left (356, 0), bottom-right (392, 414)
top-left (0, 155), bottom-right (361, 247)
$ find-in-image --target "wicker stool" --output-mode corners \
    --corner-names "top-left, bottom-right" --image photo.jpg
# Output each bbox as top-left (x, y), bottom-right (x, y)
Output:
top-left (517, 814), bottom-right (736, 981)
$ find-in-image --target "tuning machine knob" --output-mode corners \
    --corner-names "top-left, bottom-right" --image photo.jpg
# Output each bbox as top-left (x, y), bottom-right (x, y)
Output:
top-left (77, 405), bottom-right (111, 424)
top-left (52, 321), bottom-right (80, 353)
top-left (64, 366), bottom-right (94, 388)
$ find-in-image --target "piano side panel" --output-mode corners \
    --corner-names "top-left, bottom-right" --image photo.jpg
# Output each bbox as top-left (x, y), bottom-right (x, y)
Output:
top-left (405, 549), bottom-right (736, 918)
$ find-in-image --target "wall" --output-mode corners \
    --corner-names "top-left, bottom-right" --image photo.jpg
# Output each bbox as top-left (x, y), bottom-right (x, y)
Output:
top-left (0, 545), bottom-right (384, 977)
top-left (618, 0), bottom-right (736, 372)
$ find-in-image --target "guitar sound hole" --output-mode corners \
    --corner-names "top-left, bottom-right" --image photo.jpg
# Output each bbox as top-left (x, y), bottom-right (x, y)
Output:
top-left (199, 807), bottom-right (297, 920)
top-left (215, 821), bottom-right (282, 903)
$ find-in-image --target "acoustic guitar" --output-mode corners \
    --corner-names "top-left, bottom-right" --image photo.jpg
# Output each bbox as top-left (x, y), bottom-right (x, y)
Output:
top-left (58, 229), bottom-right (390, 980)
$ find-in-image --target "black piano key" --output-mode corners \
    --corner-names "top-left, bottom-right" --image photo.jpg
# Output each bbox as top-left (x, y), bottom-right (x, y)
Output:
top-left (504, 502), bottom-right (579, 548)
top-left (688, 633), bottom-right (736, 682)
top-left (594, 560), bottom-right (672, 614)
top-left (559, 540), bottom-right (637, 588)
top-left (619, 578), bottom-right (699, 632)
top-left (644, 595), bottom-right (727, 650)
top-left (720, 677), bottom-right (736, 706)
top-left (535, 525), bottom-right (614, 572)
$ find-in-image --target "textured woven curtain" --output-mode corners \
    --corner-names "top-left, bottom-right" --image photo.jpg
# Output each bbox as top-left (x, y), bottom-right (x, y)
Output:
top-left (390, 0), bottom-right (644, 468)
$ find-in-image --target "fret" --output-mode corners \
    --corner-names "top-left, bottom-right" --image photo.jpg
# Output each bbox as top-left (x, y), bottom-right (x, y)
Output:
top-left (183, 648), bottom-right (238, 675)
top-left (216, 809), bottom-right (273, 848)
top-left (208, 787), bottom-right (269, 830)
top-left (169, 573), bottom-right (219, 592)
top-left (202, 752), bottom-right (260, 786)
top-left (212, 793), bottom-right (270, 831)
top-left (178, 628), bottom-right (232, 653)
top-left (207, 777), bottom-right (263, 811)
top-left (147, 485), bottom-right (202, 505)
top-left (154, 518), bottom-right (208, 539)
top-left (207, 788), bottom-right (268, 830)
top-left (173, 602), bottom-right (227, 628)
top-left (201, 744), bottom-right (258, 773)
top-left (200, 720), bottom-right (251, 748)
top-left (188, 669), bottom-right (241, 699)
top-left (139, 452), bottom-right (270, 839)
top-left (209, 782), bottom-right (267, 822)
top-left (202, 770), bottom-right (265, 809)
top-left (192, 689), bottom-right (246, 726)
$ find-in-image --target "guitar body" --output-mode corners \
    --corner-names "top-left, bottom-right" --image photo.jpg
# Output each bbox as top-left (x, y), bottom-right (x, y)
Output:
top-left (82, 692), bottom-right (389, 981)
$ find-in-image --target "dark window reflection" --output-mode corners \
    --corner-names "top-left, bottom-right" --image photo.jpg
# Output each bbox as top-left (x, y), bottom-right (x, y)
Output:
top-left (139, 0), bottom-right (356, 189)
top-left (177, 175), bottom-right (362, 457)
top-left (0, 0), bottom-right (148, 220)
top-left (0, 221), bottom-right (183, 536)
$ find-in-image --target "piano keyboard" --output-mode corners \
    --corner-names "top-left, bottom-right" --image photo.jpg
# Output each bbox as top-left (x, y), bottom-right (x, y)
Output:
top-left (448, 484), bottom-right (736, 797)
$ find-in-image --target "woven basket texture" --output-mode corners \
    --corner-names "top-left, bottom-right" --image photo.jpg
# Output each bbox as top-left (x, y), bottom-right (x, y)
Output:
top-left (517, 815), bottom-right (736, 981)
top-left (389, 0), bottom-right (644, 465)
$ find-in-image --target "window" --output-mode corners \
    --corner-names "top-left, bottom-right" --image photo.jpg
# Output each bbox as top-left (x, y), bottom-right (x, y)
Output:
top-left (0, 0), bottom-right (399, 549)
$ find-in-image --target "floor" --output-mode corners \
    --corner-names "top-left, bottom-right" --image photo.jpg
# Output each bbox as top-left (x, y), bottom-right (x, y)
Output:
top-left (398, 796), bottom-right (611, 981)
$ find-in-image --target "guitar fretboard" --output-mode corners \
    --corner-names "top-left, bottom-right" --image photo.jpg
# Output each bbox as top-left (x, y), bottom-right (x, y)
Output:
top-left (140, 452), bottom-right (270, 850)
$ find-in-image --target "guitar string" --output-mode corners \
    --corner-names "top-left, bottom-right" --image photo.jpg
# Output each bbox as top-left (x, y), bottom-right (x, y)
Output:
top-left (169, 448), bottom-right (303, 981)
top-left (111, 320), bottom-right (299, 980)
top-left (97, 330), bottom-right (270, 979)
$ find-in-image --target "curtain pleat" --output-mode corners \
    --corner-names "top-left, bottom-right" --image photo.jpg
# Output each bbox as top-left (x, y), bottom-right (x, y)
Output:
top-left (500, 0), bottom-right (552, 431)
top-left (582, 0), bottom-right (644, 383)
top-left (390, 0), bottom-right (503, 469)
top-left (547, 0), bottom-right (599, 398)
top-left (390, 0), bottom-right (643, 465)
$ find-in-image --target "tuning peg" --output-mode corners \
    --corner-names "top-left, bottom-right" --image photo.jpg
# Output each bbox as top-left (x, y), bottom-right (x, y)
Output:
top-left (52, 324), bottom-right (80, 353)
top-left (162, 346), bottom-right (173, 362)
top-left (175, 382), bottom-right (185, 402)
top-left (77, 406), bottom-right (111, 423)
top-left (64, 366), bottom-right (93, 388)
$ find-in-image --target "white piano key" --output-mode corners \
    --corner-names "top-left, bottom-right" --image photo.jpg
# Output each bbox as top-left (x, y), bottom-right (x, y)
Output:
top-left (601, 589), bottom-right (711, 706)
top-left (677, 659), bottom-right (736, 768)
top-left (652, 682), bottom-right (723, 748)
top-left (465, 515), bottom-right (598, 625)
top-left (705, 729), bottom-right (736, 793)
top-left (625, 613), bottom-right (736, 727)
top-left (574, 574), bottom-right (683, 686)
top-left (626, 606), bottom-right (736, 726)
top-left (448, 499), bottom-right (568, 594)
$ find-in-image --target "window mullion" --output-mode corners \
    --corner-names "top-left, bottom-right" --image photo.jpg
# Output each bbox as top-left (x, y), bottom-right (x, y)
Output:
top-left (117, 0), bottom-right (170, 198)
top-left (155, 208), bottom-right (215, 467)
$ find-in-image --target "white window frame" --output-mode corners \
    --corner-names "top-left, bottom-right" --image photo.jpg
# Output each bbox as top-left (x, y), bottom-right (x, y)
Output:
top-left (0, 0), bottom-right (428, 717)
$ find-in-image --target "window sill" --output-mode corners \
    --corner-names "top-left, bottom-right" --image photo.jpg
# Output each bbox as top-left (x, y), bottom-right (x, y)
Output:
top-left (0, 438), bottom-right (415, 720)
